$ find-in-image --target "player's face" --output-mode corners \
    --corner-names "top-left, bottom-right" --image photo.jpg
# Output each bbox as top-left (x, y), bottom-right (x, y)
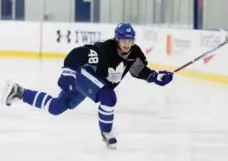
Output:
top-left (118, 39), bottom-right (134, 53)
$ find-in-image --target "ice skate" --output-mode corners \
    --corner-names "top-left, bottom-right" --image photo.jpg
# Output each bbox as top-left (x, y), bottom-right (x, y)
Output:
top-left (101, 132), bottom-right (117, 149)
top-left (1, 80), bottom-right (25, 107)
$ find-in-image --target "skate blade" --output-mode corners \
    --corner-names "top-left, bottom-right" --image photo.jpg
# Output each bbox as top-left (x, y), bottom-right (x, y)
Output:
top-left (102, 139), bottom-right (117, 150)
top-left (107, 143), bottom-right (117, 150)
top-left (1, 80), bottom-right (14, 108)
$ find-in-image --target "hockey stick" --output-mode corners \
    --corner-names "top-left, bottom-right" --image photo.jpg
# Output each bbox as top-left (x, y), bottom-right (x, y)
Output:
top-left (173, 35), bottom-right (228, 73)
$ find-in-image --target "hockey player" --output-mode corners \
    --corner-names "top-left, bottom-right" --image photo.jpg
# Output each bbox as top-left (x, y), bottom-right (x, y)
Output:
top-left (2, 22), bottom-right (174, 149)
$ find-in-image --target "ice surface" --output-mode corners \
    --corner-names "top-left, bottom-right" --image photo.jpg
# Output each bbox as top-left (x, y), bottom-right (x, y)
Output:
top-left (0, 58), bottom-right (227, 161)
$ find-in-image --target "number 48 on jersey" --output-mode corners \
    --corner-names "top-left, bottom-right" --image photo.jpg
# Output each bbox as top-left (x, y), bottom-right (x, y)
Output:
top-left (88, 49), bottom-right (99, 64)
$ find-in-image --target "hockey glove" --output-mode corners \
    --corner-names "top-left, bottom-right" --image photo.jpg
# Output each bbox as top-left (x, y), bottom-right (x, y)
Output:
top-left (58, 67), bottom-right (76, 91)
top-left (148, 70), bottom-right (174, 86)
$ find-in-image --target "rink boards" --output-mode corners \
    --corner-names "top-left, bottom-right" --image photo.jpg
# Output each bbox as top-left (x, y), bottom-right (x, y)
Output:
top-left (0, 21), bottom-right (227, 83)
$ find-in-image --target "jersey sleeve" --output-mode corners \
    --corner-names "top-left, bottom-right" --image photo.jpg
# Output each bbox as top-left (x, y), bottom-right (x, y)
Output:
top-left (129, 45), bottom-right (154, 80)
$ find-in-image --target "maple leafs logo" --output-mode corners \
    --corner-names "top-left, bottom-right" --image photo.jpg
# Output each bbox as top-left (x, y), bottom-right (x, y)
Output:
top-left (106, 62), bottom-right (126, 83)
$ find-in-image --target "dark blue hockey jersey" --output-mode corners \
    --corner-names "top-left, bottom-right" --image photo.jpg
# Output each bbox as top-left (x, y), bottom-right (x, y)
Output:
top-left (63, 39), bottom-right (153, 89)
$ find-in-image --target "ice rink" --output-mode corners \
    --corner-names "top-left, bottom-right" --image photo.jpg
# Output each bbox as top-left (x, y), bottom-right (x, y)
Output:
top-left (0, 58), bottom-right (228, 161)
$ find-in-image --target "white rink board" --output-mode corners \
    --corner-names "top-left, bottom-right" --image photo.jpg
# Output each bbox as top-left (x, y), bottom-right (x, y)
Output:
top-left (41, 22), bottom-right (154, 53)
top-left (0, 21), bottom-right (41, 52)
top-left (0, 21), bottom-right (228, 75)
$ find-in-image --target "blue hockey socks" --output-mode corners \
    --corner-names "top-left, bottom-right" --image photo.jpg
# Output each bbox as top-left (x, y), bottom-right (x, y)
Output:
top-left (23, 89), bottom-right (53, 110)
top-left (97, 88), bottom-right (117, 132)
top-left (22, 89), bottom-right (85, 115)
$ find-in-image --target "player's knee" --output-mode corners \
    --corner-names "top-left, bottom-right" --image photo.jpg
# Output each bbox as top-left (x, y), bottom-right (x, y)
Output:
top-left (48, 105), bottom-right (66, 115)
top-left (48, 98), bottom-right (69, 115)
top-left (97, 87), bottom-right (117, 107)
